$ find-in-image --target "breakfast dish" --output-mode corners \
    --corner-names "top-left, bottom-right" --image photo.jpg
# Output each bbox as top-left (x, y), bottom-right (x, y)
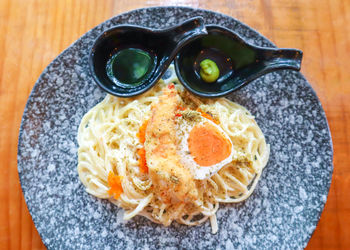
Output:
top-left (77, 74), bottom-right (269, 233)
top-left (17, 7), bottom-right (333, 249)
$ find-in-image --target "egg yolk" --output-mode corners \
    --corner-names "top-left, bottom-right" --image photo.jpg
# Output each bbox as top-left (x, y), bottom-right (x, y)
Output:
top-left (188, 122), bottom-right (232, 166)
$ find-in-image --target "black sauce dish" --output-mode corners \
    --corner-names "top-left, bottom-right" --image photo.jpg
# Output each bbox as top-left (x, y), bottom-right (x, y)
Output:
top-left (89, 17), bottom-right (207, 97)
top-left (174, 25), bottom-right (303, 98)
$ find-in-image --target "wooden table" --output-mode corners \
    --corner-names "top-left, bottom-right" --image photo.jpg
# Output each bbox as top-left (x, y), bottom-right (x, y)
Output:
top-left (0, 0), bottom-right (349, 249)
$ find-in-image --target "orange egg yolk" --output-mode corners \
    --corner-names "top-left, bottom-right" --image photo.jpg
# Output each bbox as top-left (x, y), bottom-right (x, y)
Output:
top-left (188, 122), bottom-right (232, 166)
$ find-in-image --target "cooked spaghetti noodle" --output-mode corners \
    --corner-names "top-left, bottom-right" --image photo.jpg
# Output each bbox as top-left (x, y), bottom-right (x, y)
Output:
top-left (77, 75), bottom-right (269, 234)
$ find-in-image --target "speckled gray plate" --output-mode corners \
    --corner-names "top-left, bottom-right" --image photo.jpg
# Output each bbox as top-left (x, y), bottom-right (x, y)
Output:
top-left (18, 7), bottom-right (333, 250)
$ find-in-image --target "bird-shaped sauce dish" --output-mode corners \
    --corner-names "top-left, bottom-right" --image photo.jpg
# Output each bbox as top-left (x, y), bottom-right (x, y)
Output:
top-left (89, 17), bottom-right (207, 97)
top-left (174, 25), bottom-right (303, 98)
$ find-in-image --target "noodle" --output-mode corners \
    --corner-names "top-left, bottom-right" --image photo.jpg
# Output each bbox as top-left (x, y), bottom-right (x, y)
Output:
top-left (77, 78), bottom-right (269, 234)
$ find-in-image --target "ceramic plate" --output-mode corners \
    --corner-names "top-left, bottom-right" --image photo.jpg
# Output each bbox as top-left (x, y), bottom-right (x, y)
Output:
top-left (18, 7), bottom-right (333, 249)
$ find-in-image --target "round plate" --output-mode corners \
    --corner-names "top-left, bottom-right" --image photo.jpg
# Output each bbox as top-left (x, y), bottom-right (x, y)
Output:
top-left (18, 7), bottom-right (333, 249)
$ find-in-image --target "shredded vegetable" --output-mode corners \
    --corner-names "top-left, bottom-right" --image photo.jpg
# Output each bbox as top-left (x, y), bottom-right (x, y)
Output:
top-left (107, 172), bottom-right (123, 199)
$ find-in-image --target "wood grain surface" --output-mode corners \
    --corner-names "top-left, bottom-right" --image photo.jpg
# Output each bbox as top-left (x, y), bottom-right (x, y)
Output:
top-left (0, 0), bottom-right (349, 249)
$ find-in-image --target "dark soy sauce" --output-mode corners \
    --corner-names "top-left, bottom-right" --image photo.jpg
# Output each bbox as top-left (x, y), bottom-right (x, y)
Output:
top-left (106, 48), bottom-right (157, 88)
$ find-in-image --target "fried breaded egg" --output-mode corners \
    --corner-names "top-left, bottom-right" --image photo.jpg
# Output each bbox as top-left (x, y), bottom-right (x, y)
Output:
top-left (177, 110), bottom-right (234, 180)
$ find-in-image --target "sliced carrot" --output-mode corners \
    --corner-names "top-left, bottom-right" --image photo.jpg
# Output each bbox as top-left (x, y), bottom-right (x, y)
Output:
top-left (137, 147), bottom-right (148, 173)
top-left (136, 119), bottom-right (149, 174)
top-left (137, 119), bottom-right (149, 144)
top-left (107, 172), bottom-right (123, 199)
